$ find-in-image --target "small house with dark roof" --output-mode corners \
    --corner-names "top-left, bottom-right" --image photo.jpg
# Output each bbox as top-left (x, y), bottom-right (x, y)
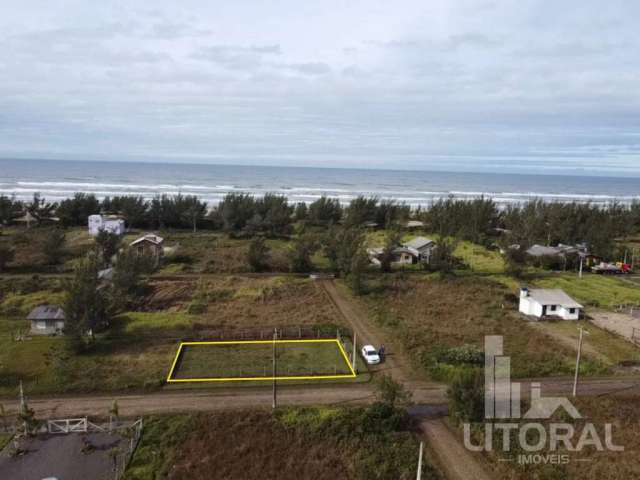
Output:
top-left (28, 305), bottom-right (65, 335)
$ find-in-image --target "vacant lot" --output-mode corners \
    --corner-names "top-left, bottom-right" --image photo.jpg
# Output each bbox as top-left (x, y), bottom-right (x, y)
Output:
top-left (171, 340), bottom-right (355, 381)
top-left (532, 273), bottom-right (640, 309)
top-left (153, 231), bottom-right (292, 274)
top-left (143, 275), bottom-right (345, 329)
top-left (125, 408), bottom-right (441, 480)
top-left (0, 276), bottom-right (348, 396)
top-left (478, 395), bottom-right (640, 480)
top-left (530, 319), bottom-right (640, 366)
top-left (356, 275), bottom-right (596, 380)
top-left (0, 227), bottom-right (94, 273)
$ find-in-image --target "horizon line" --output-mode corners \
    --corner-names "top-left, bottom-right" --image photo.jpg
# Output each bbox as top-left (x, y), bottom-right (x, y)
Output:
top-left (1, 156), bottom-right (640, 180)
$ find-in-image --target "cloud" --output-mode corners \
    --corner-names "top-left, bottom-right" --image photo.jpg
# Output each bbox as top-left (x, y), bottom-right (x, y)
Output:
top-left (191, 44), bottom-right (281, 70)
top-left (0, 0), bottom-right (640, 175)
top-left (286, 62), bottom-right (331, 75)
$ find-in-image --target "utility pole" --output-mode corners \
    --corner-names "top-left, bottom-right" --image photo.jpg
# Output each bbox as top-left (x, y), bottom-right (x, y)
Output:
top-left (272, 328), bottom-right (277, 410)
top-left (573, 326), bottom-right (589, 397)
top-left (352, 331), bottom-right (357, 375)
top-left (579, 256), bottom-right (583, 279)
top-left (416, 441), bottom-right (424, 480)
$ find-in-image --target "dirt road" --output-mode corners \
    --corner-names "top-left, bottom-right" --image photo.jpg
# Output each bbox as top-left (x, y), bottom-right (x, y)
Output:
top-left (4, 385), bottom-right (377, 418)
top-left (320, 280), bottom-right (415, 383)
top-left (320, 280), bottom-right (494, 480)
top-left (420, 418), bottom-right (491, 480)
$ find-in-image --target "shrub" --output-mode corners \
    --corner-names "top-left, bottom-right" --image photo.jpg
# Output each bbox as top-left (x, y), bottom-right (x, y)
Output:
top-left (447, 368), bottom-right (484, 424)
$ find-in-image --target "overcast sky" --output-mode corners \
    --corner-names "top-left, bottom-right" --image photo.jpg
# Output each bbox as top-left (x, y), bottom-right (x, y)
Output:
top-left (1, 1), bottom-right (640, 176)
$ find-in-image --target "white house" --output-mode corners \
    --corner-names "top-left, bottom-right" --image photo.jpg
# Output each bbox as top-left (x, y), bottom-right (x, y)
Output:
top-left (88, 214), bottom-right (126, 236)
top-left (519, 288), bottom-right (583, 320)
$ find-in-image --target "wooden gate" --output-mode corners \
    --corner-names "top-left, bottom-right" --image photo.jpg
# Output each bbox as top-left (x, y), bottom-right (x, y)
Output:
top-left (47, 418), bottom-right (88, 434)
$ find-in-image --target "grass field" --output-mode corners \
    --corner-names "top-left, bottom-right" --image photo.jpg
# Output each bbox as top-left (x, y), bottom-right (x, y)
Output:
top-left (352, 275), bottom-right (606, 380)
top-left (473, 394), bottom-right (640, 480)
top-left (0, 275), bottom-right (350, 395)
top-left (532, 273), bottom-right (640, 308)
top-left (169, 340), bottom-right (356, 381)
top-left (125, 408), bottom-right (440, 480)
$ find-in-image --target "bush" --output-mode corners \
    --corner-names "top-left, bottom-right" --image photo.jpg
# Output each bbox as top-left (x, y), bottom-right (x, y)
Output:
top-left (447, 368), bottom-right (484, 424)
top-left (43, 228), bottom-right (66, 265)
top-left (0, 243), bottom-right (15, 271)
top-left (247, 237), bottom-right (269, 272)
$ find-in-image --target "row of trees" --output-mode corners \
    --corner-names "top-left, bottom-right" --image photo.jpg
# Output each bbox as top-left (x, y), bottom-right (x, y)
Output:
top-left (420, 197), bottom-right (640, 258)
top-left (3, 192), bottom-right (640, 257)
top-left (0, 193), bottom-right (412, 233)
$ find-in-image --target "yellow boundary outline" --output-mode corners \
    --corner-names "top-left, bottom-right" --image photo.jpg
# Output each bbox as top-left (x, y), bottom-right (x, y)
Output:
top-left (166, 338), bottom-right (357, 383)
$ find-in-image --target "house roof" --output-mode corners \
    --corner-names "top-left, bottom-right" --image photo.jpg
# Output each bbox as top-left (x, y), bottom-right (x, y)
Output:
top-left (366, 246), bottom-right (418, 258)
top-left (130, 234), bottom-right (164, 246)
top-left (27, 305), bottom-right (65, 321)
top-left (98, 267), bottom-right (114, 281)
top-left (526, 245), bottom-right (563, 257)
top-left (404, 236), bottom-right (434, 250)
top-left (526, 289), bottom-right (583, 309)
top-left (406, 220), bottom-right (424, 228)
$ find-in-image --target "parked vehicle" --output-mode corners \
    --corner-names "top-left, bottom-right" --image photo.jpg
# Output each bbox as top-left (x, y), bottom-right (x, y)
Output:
top-left (361, 344), bottom-right (381, 365)
top-left (592, 262), bottom-right (633, 274)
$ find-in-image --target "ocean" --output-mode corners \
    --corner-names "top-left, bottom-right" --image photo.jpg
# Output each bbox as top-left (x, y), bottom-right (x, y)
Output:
top-left (1, 158), bottom-right (639, 208)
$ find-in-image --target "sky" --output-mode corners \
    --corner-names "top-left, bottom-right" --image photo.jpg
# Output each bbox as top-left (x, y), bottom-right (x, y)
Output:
top-left (1, 0), bottom-right (640, 176)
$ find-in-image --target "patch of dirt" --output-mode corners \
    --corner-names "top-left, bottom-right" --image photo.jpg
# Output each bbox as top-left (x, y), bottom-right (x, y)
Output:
top-left (168, 411), bottom-right (352, 480)
top-left (142, 280), bottom-right (194, 310)
top-left (590, 310), bottom-right (640, 344)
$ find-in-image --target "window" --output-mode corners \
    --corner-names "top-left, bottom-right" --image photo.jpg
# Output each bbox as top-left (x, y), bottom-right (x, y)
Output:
top-left (569, 308), bottom-right (576, 314)
top-left (549, 305), bottom-right (557, 311)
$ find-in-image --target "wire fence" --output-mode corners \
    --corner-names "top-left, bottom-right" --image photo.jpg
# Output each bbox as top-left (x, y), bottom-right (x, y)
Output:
top-left (185, 325), bottom-right (351, 342)
top-left (170, 333), bottom-right (358, 380)
top-left (615, 304), bottom-right (640, 318)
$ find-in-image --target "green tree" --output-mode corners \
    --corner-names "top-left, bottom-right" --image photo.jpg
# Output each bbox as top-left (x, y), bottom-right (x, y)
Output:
top-left (348, 246), bottom-right (370, 295)
top-left (290, 234), bottom-right (318, 273)
top-left (56, 193), bottom-right (100, 226)
top-left (217, 193), bottom-right (257, 232)
top-left (102, 195), bottom-right (149, 228)
top-left (324, 226), bottom-right (367, 277)
top-left (0, 243), bottom-right (15, 271)
top-left (293, 202), bottom-right (308, 222)
top-left (308, 196), bottom-right (342, 226)
top-left (43, 228), bottom-right (66, 265)
top-left (181, 195), bottom-right (208, 233)
top-left (380, 229), bottom-right (403, 273)
top-left (63, 252), bottom-right (109, 351)
top-left (426, 238), bottom-right (459, 276)
top-left (344, 196), bottom-right (379, 227)
top-left (26, 193), bottom-right (57, 226)
top-left (0, 195), bottom-right (23, 225)
top-left (247, 237), bottom-right (269, 272)
top-left (95, 230), bottom-right (121, 266)
top-left (108, 247), bottom-right (153, 312)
